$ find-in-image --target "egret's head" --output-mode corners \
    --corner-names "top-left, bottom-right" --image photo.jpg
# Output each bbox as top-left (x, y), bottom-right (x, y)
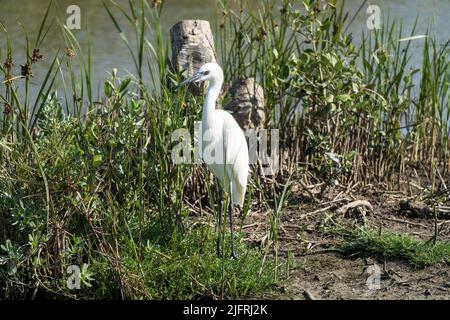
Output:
top-left (178, 63), bottom-right (223, 87)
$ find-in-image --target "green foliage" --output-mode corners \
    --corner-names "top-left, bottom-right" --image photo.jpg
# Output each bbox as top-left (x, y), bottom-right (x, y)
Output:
top-left (0, 0), bottom-right (279, 299)
top-left (129, 226), bottom-right (275, 299)
top-left (343, 228), bottom-right (450, 268)
top-left (1, 0), bottom-right (449, 299)
top-left (220, 0), bottom-right (450, 185)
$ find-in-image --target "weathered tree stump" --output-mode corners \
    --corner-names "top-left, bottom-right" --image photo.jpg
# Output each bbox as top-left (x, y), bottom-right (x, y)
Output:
top-left (170, 20), bottom-right (216, 95)
top-left (224, 77), bottom-right (266, 131)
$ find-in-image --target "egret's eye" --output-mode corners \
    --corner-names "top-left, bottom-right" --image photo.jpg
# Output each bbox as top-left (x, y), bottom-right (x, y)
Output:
top-left (203, 70), bottom-right (210, 75)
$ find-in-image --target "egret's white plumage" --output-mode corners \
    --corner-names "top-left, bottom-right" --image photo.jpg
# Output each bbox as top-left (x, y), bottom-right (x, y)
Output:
top-left (179, 62), bottom-right (249, 258)
top-left (200, 65), bottom-right (249, 206)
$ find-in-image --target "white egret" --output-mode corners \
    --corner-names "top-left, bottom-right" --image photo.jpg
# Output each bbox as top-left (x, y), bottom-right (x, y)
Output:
top-left (178, 63), bottom-right (249, 258)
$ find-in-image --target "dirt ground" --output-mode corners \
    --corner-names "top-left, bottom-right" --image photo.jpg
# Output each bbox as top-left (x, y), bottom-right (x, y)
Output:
top-left (241, 185), bottom-right (450, 300)
top-left (269, 254), bottom-right (449, 300)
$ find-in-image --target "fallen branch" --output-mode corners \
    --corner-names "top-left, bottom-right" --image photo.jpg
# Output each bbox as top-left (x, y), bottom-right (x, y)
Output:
top-left (303, 290), bottom-right (316, 300)
top-left (336, 200), bottom-right (373, 215)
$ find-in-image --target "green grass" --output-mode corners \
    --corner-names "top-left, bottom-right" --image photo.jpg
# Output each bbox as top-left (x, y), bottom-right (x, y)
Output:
top-left (342, 228), bottom-right (450, 268)
top-left (125, 225), bottom-right (275, 299)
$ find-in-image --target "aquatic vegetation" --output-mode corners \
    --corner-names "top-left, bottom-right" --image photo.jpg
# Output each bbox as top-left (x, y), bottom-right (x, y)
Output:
top-left (0, 0), bottom-right (449, 299)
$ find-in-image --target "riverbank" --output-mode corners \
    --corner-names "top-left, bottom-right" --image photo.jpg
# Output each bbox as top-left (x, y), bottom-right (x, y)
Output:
top-left (1, 0), bottom-right (449, 299)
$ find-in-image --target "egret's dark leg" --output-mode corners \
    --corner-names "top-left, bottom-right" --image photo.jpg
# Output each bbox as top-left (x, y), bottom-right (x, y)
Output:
top-left (228, 201), bottom-right (237, 259)
top-left (216, 186), bottom-right (223, 257)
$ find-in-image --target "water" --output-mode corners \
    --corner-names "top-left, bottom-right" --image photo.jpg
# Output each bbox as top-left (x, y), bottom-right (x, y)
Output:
top-left (1, 0), bottom-right (449, 97)
top-left (0, 0), bottom-right (218, 90)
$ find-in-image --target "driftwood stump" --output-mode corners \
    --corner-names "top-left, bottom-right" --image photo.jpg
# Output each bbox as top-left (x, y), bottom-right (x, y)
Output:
top-left (224, 77), bottom-right (266, 131)
top-left (169, 20), bottom-right (266, 130)
top-left (170, 20), bottom-right (216, 95)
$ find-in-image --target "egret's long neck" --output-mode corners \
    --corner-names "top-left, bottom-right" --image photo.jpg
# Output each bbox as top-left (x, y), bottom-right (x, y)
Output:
top-left (202, 80), bottom-right (222, 121)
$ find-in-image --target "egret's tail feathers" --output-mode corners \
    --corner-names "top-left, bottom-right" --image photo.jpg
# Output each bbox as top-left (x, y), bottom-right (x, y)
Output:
top-left (231, 179), bottom-right (247, 207)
